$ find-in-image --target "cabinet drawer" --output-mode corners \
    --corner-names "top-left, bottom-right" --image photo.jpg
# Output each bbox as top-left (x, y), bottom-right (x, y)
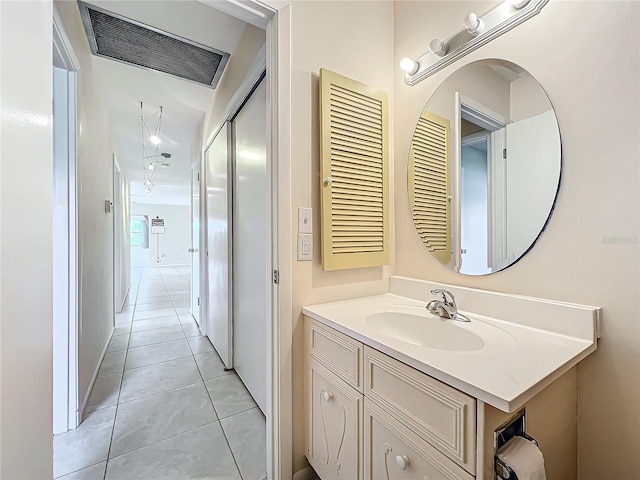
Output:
top-left (306, 358), bottom-right (363, 480)
top-left (305, 317), bottom-right (363, 391)
top-left (364, 346), bottom-right (476, 474)
top-left (364, 399), bottom-right (474, 480)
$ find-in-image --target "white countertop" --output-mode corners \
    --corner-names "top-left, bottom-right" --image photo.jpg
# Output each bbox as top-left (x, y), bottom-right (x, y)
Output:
top-left (302, 292), bottom-right (598, 413)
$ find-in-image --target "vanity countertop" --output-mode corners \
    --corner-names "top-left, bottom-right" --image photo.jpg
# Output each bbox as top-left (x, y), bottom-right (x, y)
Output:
top-left (302, 291), bottom-right (598, 413)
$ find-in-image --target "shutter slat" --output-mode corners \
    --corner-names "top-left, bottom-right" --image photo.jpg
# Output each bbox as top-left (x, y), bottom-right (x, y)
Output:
top-left (330, 84), bottom-right (382, 111)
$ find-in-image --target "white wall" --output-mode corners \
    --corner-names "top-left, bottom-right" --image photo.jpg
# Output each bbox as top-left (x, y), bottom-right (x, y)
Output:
top-left (394, 2), bottom-right (640, 477)
top-left (0, 1), bottom-right (53, 478)
top-left (203, 24), bottom-right (265, 144)
top-left (131, 203), bottom-right (191, 266)
top-left (55, 0), bottom-right (116, 413)
top-left (289, 1), bottom-right (395, 472)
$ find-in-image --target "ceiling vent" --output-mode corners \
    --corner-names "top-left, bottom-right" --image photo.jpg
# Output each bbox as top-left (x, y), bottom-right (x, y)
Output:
top-left (78, 1), bottom-right (230, 88)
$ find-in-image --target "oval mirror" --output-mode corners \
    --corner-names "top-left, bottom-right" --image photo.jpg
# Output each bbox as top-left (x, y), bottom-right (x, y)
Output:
top-left (408, 59), bottom-right (561, 275)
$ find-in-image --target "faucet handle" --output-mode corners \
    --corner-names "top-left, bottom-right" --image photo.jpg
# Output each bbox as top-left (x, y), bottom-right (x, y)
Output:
top-left (430, 289), bottom-right (456, 308)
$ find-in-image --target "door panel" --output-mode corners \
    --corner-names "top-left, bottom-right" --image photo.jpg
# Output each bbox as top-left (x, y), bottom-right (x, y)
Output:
top-left (506, 110), bottom-right (560, 262)
top-left (233, 79), bottom-right (268, 413)
top-left (205, 123), bottom-right (232, 367)
top-left (191, 161), bottom-right (200, 326)
top-left (307, 359), bottom-right (363, 480)
top-left (364, 400), bottom-right (474, 480)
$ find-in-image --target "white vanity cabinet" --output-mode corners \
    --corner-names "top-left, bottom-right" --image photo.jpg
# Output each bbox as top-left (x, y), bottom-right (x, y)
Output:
top-left (305, 317), bottom-right (477, 480)
top-left (304, 316), bottom-right (580, 480)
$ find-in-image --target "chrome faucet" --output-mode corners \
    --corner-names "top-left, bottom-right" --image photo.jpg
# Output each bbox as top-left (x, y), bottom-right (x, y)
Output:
top-left (426, 289), bottom-right (471, 322)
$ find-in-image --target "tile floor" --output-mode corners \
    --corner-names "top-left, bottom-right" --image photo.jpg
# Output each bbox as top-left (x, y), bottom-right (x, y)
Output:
top-left (54, 266), bottom-right (266, 480)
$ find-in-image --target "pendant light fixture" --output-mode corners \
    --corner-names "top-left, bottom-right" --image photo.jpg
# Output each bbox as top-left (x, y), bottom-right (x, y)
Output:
top-left (140, 102), bottom-right (164, 196)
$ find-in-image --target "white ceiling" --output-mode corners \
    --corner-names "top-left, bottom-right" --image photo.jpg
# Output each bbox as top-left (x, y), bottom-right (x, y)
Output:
top-left (86, 1), bottom-right (249, 206)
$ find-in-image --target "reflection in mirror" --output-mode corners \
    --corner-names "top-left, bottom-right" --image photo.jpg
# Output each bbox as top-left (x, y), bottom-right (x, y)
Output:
top-left (408, 59), bottom-right (561, 275)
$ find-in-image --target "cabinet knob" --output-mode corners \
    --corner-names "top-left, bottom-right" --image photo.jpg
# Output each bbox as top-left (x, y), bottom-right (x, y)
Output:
top-left (395, 454), bottom-right (410, 471)
top-left (321, 391), bottom-right (333, 402)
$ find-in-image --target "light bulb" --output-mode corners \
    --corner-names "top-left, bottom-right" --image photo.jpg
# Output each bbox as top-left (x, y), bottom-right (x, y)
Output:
top-left (148, 163), bottom-right (155, 170)
top-left (399, 57), bottom-right (419, 75)
top-left (510, 0), bottom-right (530, 8)
top-left (463, 12), bottom-right (484, 35)
top-left (145, 180), bottom-right (151, 186)
top-left (149, 135), bottom-right (161, 145)
top-left (429, 38), bottom-right (448, 57)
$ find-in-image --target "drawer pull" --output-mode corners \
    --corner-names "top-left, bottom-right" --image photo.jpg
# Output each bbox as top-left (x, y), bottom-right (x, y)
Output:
top-left (322, 391), bottom-right (333, 402)
top-left (395, 454), bottom-right (410, 471)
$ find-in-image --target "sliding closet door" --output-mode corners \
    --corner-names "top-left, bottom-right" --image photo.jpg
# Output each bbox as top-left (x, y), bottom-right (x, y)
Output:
top-left (205, 123), bottom-right (233, 368)
top-left (233, 78), bottom-right (268, 413)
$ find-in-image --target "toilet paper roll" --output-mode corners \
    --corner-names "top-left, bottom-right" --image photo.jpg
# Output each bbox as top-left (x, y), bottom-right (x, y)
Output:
top-left (497, 436), bottom-right (546, 480)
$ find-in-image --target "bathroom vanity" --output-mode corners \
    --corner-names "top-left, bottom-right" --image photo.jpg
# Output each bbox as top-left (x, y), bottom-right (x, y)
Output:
top-left (302, 277), bottom-right (600, 480)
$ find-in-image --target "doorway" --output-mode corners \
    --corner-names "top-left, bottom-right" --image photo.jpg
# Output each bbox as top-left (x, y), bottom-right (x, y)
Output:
top-left (52, 19), bottom-right (79, 435)
top-left (113, 158), bottom-right (123, 312)
top-left (456, 93), bottom-right (507, 274)
top-left (191, 160), bottom-right (201, 328)
top-left (460, 132), bottom-right (490, 274)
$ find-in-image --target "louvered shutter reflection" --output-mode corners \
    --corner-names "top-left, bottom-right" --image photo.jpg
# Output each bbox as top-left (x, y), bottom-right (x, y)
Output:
top-left (408, 111), bottom-right (451, 264)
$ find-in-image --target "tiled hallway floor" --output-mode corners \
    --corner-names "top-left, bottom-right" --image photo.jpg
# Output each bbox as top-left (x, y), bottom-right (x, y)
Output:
top-left (54, 266), bottom-right (266, 480)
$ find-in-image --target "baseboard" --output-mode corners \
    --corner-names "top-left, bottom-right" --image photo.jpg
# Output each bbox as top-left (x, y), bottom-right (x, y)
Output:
top-left (78, 325), bottom-right (115, 422)
top-left (292, 466), bottom-right (316, 480)
top-left (118, 282), bottom-right (131, 313)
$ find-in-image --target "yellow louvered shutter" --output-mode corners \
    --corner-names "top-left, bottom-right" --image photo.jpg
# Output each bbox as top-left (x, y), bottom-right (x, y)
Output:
top-left (320, 69), bottom-right (390, 271)
top-left (408, 110), bottom-right (451, 264)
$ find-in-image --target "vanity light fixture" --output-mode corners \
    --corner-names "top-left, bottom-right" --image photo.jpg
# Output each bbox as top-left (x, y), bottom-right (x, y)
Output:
top-left (511, 0), bottom-right (531, 9)
top-left (462, 13), bottom-right (484, 36)
top-left (400, 57), bottom-right (419, 75)
top-left (429, 38), bottom-right (448, 57)
top-left (401, 0), bottom-right (548, 86)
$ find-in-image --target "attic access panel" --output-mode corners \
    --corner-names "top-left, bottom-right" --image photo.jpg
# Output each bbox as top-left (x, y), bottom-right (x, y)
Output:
top-left (78, 1), bottom-right (230, 88)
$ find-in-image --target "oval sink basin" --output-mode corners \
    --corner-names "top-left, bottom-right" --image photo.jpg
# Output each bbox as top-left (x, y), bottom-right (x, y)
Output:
top-left (365, 311), bottom-right (485, 352)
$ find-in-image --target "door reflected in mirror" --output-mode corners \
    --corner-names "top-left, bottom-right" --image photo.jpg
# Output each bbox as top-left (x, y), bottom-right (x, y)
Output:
top-left (408, 59), bottom-right (561, 275)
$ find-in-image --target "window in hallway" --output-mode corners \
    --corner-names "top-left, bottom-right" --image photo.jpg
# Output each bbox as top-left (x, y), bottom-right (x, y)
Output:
top-left (130, 216), bottom-right (147, 247)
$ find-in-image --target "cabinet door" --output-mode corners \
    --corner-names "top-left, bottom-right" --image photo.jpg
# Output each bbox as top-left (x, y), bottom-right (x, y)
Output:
top-left (364, 400), bottom-right (474, 480)
top-left (306, 358), bottom-right (363, 480)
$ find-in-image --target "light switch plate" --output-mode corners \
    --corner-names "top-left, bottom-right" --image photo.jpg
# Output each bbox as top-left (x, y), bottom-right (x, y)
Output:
top-left (297, 233), bottom-right (313, 261)
top-left (298, 207), bottom-right (312, 233)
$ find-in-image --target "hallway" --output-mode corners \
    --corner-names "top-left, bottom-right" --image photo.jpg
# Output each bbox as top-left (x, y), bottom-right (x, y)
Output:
top-left (54, 266), bottom-right (266, 480)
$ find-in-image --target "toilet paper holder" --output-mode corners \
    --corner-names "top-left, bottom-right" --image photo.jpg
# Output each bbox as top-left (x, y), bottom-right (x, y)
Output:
top-left (494, 409), bottom-right (539, 480)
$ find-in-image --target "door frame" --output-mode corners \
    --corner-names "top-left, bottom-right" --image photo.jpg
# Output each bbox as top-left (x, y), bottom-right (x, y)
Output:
top-left (52, 9), bottom-right (80, 434)
top-left (113, 156), bottom-right (122, 313)
top-left (455, 92), bottom-right (506, 271)
top-left (190, 158), bottom-right (202, 330)
top-left (199, 2), bottom-right (292, 478)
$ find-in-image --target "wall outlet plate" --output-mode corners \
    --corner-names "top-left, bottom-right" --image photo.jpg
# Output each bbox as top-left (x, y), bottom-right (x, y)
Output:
top-left (297, 233), bottom-right (313, 261)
